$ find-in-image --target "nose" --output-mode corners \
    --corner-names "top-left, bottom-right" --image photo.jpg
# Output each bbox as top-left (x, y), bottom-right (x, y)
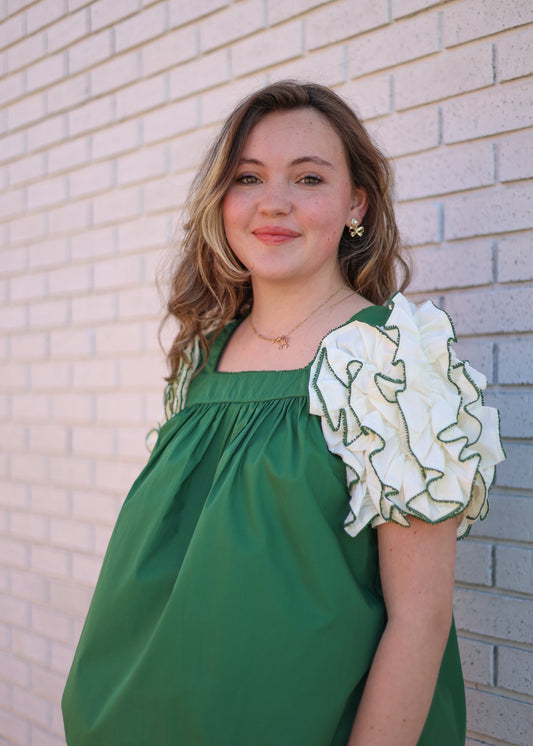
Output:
top-left (258, 180), bottom-right (291, 215)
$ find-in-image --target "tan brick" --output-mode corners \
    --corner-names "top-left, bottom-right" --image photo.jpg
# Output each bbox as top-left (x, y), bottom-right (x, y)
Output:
top-left (444, 182), bottom-right (533, 240)
top-left (0, 10), bottom-right (25, 49)
top-left (143, 98), bottom-right (199, 145)
top-left (395, 200), bottom-right (440, 247)
top-left (31, 485), bottom-right (70, 517)
top-left (499, 130), bottom-right (533, 183)
top-left (49, 577), bottom-right (93, 617)
top-left (391, 0), bottom-right (442, 19)
top-left (47, 136), bottom-right (89, 175)
top-left (497, 26), bottom-right (533, 82)
top-left (116, 74), bottom-right (167, 121)
top-left (497, 646), bottom-right (533, 697)
top-left (93, 185), bottom-right (140, 225)
top-left (114, 3), bottom-right (166, 54)
top-left (7, 32), bottom-right (46, 73)
top-left (68, 94), bottom-right (113, 137)
top-left (28, 422), bottom-right (69, 453)
top-left (306, 0), bottom-right (388, 50)
top-left (26, 52), bottom-right (65, 92)
top-left (96, 391), bottom-right (144, 424)
top-left (10, 331), bottom-right (48, 361)
top-left (49, 327), bottom-right (93, 358)
top-left (458, 636), bottom-right (494, 686)
top-left (443, 0), bottom-right (533, 47)
top-left (72, 489), bottom-right (121, 524)
top-left (495, 545), bottom-right (533, 595)
top-left (68, 27), bottom-right (112, 75)
top-left (396, 141), bottom-right (495, 200)
top-left (50, 392), bottom-right (94, 423)
top-left (233, 20), bottom-right (304, 77)
top-left (49, 515), bottom-right (93, 551)
top-left (91, 118), bottom-right (140, 159)
top-left (12, 628), bottom-right (50, 666)
top-left (394, 42), bottom-right (494, 110)
top-left (70, 161), bottom-right (113, 200)
top-left (0, 650), bottom-right (29, 688)
top-left (71, 290), bottom-right (117, 325)
top-left (7, 91), bottom-right (45, 129)
top-left (117, 214), bottom-right (169, 253)
top-left (26, 0), bottom-right (66, 34)
top-left (48, 264), bottom-right (92, 297)
top-left (70, 225), bottom-right (115, 260)
top-left (116, 143), bottom-right (168, 186)
top-left (465, 689), bottom-right (531, 746)
top-left (46, 72), bottom-right (91, 115)
top-left (170, 49), bottom-right (229, 100)
top-left (27, 175), bottom-right (68, 211)
top-left (94, 321), bottom-right (143, 355)
top-left (27, 298), bottom-right (69, 330)
top-left (48, 199), bottom-right (90, 236)
top-left (349, 12), bottom-right (439, 79)
top-left (270, 46), bottom-right (345, 89)
top-left (72, 552), bottom-right (103, 585)
top-left (30, 544), bottom-right (70, 579)
top-left (8, 152), bottom-right (46, 187)
top-left (27, 113), bottom-right (67, 152)
top-left (142, 25), bottom-right (197, 77)
top-left (46, 8), bottom-right (88, 53)
top-left (0, 70), bottom-right (24, 105)
top-left (370, 107), bottom-right (440, 158)
top-left (12, 685), bottom-right (50, 726)
top-left (10, 568), bottom-right (49, 604)
top-left (455, 540), bottom-right (493, 586)
top-left (91, 49), bottom-right (139, 97)
top-left (200, 0), bottom-right (264, 52)
top-left (90, 0), bottom-right (138, 31)
top-left (499, 338), bottom-right (533, 384)
top-left (338, 74), bottom-right (392, 120)
top-left (168, 0), bottom-right (227, 28)
top-left (443, 79), bottom-right (532, 143)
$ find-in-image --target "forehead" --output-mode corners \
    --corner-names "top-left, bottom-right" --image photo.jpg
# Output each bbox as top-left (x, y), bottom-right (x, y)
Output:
top-left (242, 107), bottom-right (347, 162)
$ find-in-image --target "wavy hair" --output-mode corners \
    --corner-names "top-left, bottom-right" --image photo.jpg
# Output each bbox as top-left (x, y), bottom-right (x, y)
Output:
top-left (162, 80), bottom-right (410, 380)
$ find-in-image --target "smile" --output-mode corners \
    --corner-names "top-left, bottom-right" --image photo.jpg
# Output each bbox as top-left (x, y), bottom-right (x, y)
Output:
top-left (252, 226), bottom-right (301, 245)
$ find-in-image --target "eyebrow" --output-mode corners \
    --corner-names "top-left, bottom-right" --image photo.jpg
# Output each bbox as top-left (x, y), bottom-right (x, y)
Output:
top-left (238, 156), bottom-right (334, 168)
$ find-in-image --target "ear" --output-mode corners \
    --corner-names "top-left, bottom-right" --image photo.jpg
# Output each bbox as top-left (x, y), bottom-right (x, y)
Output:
top-left (348, 187), bottom-right (368, 224)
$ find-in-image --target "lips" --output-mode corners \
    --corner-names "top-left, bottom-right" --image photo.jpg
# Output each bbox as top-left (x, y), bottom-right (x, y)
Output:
top-left (252, 226), bottom-right (301, 245)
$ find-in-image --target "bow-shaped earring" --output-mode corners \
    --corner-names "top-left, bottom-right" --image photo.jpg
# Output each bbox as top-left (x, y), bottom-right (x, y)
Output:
top-left (348, 217), bottom-right (364, 238)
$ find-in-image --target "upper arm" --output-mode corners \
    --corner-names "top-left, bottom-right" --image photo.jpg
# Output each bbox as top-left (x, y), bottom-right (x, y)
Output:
top-left (376, 516), bottom-right (458, 629)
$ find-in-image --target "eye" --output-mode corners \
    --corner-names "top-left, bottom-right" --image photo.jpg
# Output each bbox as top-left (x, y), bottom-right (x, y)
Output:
top-left (299, 174), bottom-right (324, 185)
top-left (235, 173), bottom-right (261, 185)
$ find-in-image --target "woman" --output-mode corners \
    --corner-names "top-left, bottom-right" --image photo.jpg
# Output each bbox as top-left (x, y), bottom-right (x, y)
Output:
top-left (62, 81), bottom-right (504, 745)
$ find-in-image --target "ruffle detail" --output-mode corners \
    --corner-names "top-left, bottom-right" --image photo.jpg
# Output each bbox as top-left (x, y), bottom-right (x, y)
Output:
top-left (145, 338), bottom-right (201, 451)
top-left (309, 293), bottom-right (505, 539)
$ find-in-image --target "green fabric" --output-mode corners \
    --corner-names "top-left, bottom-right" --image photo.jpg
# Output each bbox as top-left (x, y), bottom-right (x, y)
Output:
top-left (62, 306), bottom-right (466, 745)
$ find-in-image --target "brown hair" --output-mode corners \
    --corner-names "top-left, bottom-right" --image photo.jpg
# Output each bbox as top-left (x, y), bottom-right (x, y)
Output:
top-left (162, 80), bottom-right (410, 380)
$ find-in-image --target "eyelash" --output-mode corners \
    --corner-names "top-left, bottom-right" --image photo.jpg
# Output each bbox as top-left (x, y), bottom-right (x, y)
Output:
top-left (235, 174), bottom-right (324, 185)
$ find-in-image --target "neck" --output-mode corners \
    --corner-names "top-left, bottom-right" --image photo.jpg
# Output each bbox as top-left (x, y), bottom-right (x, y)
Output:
top-left (249, 273), bottom-right (347, 335)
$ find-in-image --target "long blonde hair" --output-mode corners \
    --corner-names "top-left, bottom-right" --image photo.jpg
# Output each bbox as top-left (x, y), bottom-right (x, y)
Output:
top-left (162, 80), bottom-right (410, 380)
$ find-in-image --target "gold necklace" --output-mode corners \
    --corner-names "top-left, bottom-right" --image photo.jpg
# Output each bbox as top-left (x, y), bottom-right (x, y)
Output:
top-left (249, 287), bottom-right (346, 350)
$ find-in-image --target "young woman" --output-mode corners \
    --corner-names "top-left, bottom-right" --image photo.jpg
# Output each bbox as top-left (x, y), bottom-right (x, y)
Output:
top-left (62, 81), bottom-right (504, 745)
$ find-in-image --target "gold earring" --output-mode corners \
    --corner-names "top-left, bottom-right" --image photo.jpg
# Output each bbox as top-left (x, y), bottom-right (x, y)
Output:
top-left (348, 217), bottom-right (364, 238)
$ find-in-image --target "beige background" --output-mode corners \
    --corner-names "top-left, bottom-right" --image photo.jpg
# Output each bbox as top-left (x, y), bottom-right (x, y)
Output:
top-left (1, 1), bottom-right (532, 744)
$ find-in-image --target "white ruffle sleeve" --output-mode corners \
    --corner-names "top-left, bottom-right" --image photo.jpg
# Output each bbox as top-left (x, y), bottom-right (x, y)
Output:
top-left (308, 292), bottom-right (505, 539)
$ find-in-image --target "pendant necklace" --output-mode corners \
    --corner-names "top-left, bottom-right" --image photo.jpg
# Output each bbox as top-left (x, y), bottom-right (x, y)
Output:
top-left (248, 286), bottom-right (346, 350)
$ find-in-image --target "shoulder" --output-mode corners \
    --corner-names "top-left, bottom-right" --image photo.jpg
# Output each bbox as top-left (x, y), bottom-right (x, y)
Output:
top-left (309, 292), bottom-right (505, 540)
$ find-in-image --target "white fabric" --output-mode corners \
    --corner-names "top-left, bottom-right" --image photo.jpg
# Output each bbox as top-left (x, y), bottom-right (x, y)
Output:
top-left (309, 292), bottom-right (505, 539)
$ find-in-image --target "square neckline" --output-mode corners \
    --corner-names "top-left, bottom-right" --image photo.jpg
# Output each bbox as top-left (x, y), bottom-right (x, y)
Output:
top-left (211, 303), bottom-right (391, 376)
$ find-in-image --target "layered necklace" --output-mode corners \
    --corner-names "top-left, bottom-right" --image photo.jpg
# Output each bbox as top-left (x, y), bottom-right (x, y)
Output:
top-left (248, 286), bottom-right (346, 350)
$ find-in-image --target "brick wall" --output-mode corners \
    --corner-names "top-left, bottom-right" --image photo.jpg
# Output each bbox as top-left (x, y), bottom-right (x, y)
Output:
top-left (0, 1), bottom-right (531, 744)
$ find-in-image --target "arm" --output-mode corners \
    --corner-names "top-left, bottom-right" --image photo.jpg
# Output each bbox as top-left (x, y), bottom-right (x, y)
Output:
top-left (348, 516), bottom-right (458, 746)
